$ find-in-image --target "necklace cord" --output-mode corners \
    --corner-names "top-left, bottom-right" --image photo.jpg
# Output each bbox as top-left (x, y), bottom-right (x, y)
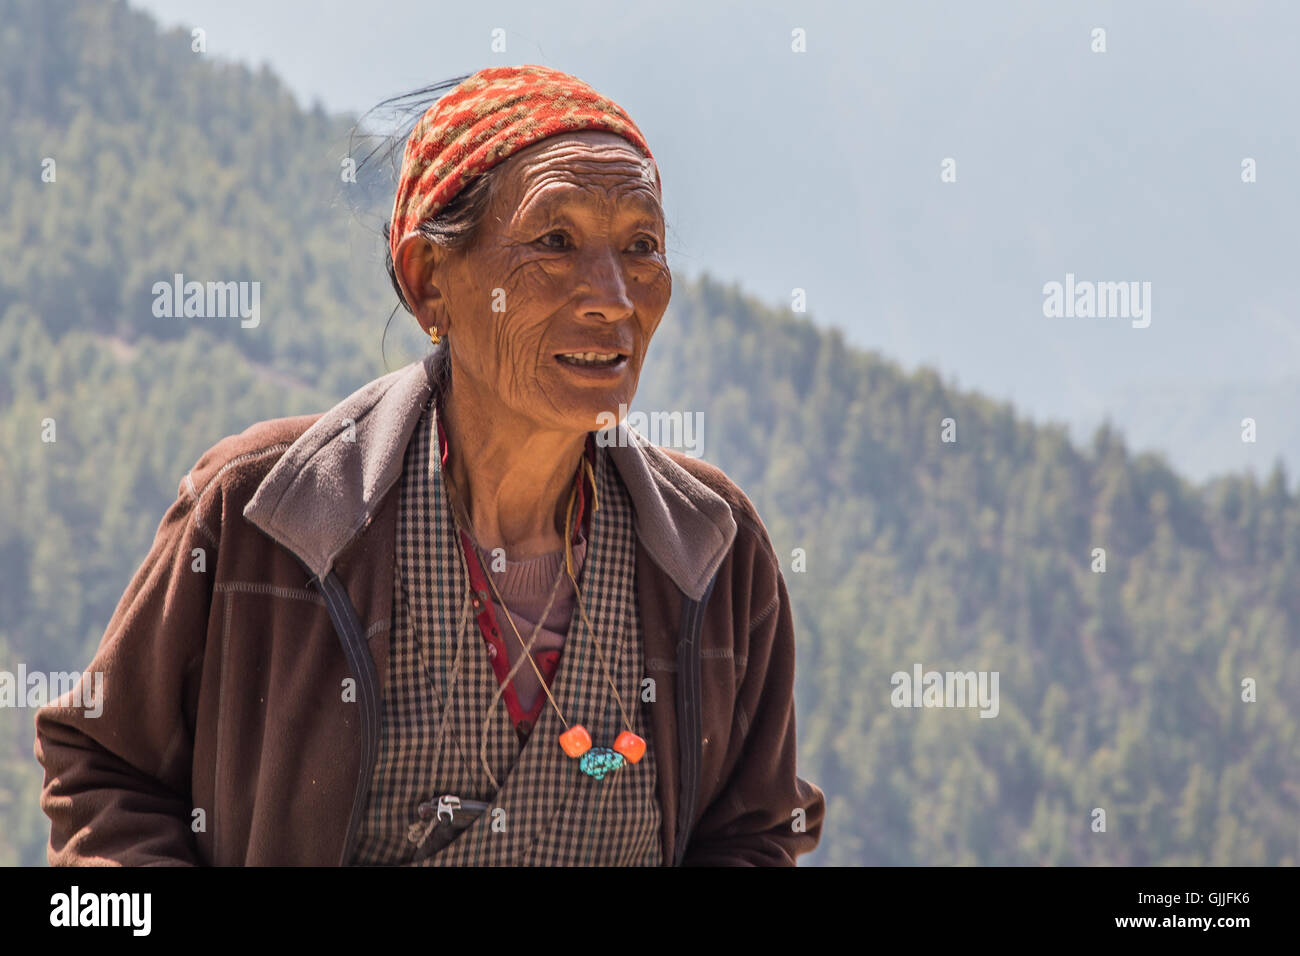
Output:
top-left (441, 461), bottom-right (574, 732)
top-left (409, 558), bottom-right (479, 846)
top-left (442, 432), bottom-right (634, 776)
top-left (475, 538), bottom-right (569, 789)
top-left (565, 454), bottom-right (632, 732)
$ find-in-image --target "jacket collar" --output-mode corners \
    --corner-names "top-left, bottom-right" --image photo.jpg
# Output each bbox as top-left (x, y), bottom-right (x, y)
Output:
top-left (243, 351), bottom-right (736, 602)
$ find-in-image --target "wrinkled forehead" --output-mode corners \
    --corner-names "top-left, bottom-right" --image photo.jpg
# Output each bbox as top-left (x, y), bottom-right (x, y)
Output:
top-left (500, 131), bottom-right (662, 208)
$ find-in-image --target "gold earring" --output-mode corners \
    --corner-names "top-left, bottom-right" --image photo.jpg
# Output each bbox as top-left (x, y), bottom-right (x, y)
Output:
top-left (428, 325), bottom-right (441, 346)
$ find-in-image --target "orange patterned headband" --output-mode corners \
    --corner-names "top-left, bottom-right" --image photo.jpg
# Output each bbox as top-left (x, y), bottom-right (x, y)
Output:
top-left (388, 64), bottom-right (658, 296)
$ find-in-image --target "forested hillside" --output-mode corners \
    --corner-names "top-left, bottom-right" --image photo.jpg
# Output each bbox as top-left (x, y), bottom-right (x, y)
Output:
top-left (1, 0), bottom-right (1296, 866)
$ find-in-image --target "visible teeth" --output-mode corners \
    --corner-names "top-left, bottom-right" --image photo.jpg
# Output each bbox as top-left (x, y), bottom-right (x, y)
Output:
top-left (560, 352), bottom-right (620, 365)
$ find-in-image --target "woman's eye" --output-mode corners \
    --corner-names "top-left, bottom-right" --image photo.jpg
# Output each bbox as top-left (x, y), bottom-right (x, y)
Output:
top-left (630, 237), bottom-right (659, 254)
top-left (539, 231), bottom-right (570, 250)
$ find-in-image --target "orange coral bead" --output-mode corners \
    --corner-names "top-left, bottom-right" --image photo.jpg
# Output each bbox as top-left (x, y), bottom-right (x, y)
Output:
top-left (613, 731), bottom-right (646, 764)
top-left (559, 725), bottom-right (592, 758)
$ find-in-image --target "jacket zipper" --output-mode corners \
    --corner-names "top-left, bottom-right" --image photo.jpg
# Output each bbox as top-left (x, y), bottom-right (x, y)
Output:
top-left (315, 571), bottom-right (381, 866)
top-left (673, 571), bottom-right (717, 866)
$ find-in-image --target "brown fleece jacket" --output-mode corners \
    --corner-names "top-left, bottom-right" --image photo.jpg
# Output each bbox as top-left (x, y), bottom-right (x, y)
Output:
top-left (33, 352), bottom-right (825, 866)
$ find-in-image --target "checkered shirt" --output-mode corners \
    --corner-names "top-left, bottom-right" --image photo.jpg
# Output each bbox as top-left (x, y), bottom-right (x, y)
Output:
top-left (349, 397), bottom-right (663, 865)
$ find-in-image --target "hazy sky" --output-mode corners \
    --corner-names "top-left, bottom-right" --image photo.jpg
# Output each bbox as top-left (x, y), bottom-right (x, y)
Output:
top-left (128, 0), bottom-right (1300, 484)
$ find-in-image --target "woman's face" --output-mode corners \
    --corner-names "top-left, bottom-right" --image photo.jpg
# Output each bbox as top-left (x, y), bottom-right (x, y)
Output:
top-left (417, 130), bottom-right (671, 434)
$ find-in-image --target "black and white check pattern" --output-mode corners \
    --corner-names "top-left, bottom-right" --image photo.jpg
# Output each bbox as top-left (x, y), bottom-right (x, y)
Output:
top-left (350, 398), bottom-right (662, 866)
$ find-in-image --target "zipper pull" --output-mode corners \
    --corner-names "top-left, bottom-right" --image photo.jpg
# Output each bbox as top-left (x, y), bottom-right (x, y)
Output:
top-left (407, 797), bottom-right (439, 848)
top-left (409, 794), bottom-right (463, 849)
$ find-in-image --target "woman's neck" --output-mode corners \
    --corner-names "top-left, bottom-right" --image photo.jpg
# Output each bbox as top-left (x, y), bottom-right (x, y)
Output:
top-left (440, 380), bottom-right (587, 562)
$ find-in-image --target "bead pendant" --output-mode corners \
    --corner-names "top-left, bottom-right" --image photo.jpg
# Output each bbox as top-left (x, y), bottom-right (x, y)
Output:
top-left (579, 747), bottom-right (625, 780)
top-left (558, 724), bottom-right (592, 757)
top-left (559, 725), bottom-right (639, 779)
top-left (612, 730), bottom-right (646, 763)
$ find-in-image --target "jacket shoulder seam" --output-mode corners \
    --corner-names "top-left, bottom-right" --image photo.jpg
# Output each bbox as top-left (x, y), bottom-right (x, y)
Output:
top-left (183, 474), bottom-right (220, 548)
top-left (193, 442), bottom-right (296, 501)
top-left (748, 590), bottom-right (781, 636)
top-left (731, 511), bottom-right (783, 638)
top-left (184, 441), bottom-right (296, 542)
top-left (256, 376), bottom-right (405, 520)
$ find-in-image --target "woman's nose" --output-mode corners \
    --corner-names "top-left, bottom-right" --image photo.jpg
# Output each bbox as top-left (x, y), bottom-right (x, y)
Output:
top-left (574, 245), bottom-right (635, 323)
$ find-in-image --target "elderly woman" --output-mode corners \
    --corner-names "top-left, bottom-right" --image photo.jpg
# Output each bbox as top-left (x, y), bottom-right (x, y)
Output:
top-left (35, 65), bottom-right (824, 866)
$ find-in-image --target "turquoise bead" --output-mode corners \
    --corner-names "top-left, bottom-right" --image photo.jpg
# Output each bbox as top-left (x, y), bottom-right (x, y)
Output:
top-left (578, 747), bottom-right (625, 780)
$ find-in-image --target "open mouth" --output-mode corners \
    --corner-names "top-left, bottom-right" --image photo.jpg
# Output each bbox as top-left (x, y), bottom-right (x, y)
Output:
top-left (555, 351), bottom-right (628, 369)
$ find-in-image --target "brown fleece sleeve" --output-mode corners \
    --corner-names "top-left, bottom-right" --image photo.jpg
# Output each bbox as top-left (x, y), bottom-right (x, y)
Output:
top-left (33, 476), bottom-right (212, 866)
top-left (682, 538), bottom-right (826, 866)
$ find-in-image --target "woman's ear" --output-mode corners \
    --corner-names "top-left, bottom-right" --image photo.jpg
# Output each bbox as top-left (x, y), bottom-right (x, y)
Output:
top-left (394, 233), bottom-right (450, 335)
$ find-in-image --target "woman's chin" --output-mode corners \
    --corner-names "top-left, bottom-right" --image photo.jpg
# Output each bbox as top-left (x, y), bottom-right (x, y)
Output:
top-left (539, 378), bottom-right (638, 431)
top-left (561, 397), bottom-right (637, 436)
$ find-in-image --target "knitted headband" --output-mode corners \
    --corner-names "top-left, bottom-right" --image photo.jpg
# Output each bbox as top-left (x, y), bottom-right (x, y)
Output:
top-left (389, 64), bottom-right (659, 298)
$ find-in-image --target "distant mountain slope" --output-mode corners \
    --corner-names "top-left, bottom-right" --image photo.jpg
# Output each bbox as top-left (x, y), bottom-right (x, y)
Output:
top-left (639, 280), bottom-right (1298, 866)
top-left (1, 0), bottom-right (1296, 866)
top-left (1067, 376), bottom-right (1300, 486)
